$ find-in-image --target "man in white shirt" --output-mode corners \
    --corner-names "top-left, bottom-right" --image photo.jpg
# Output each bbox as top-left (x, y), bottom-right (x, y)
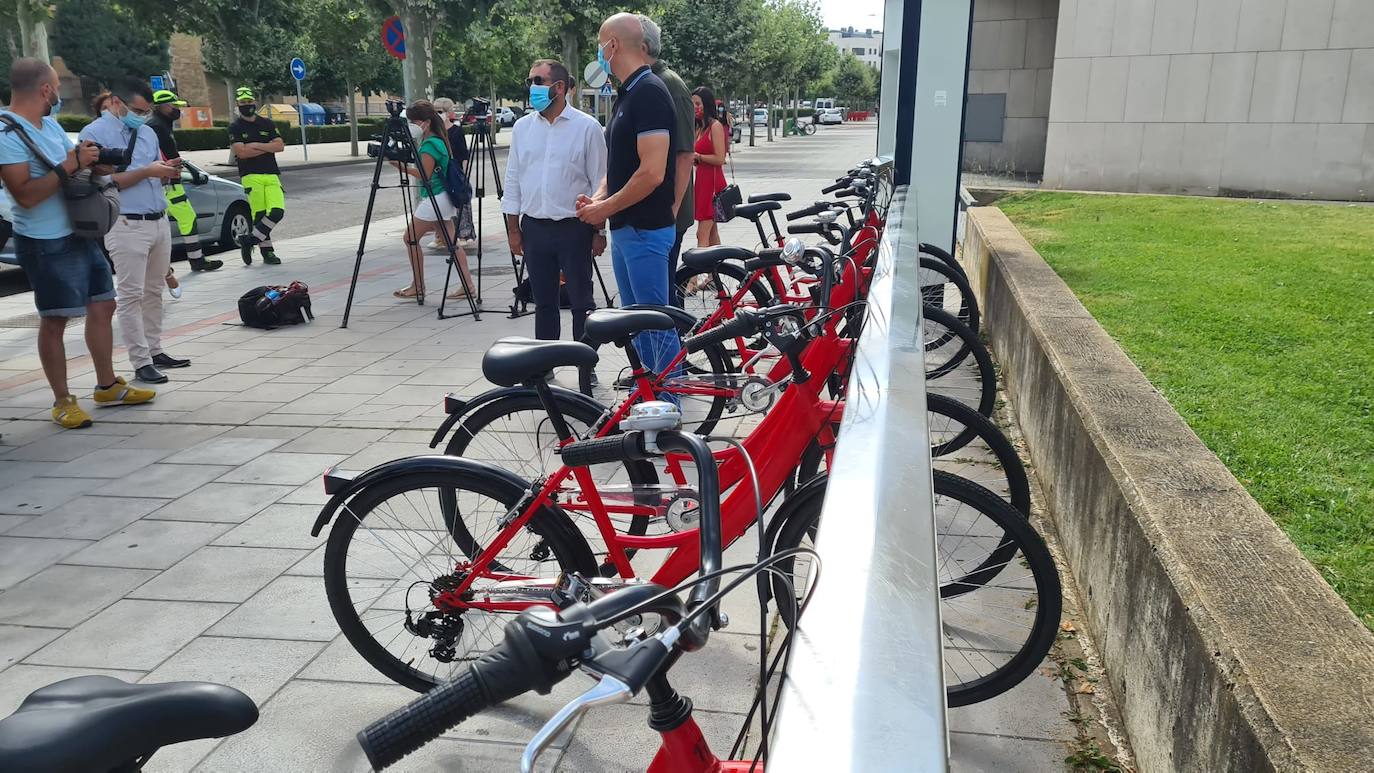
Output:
top-left (502, 59), bottom-right (607, 344)
top-left (79, 79), bottom-right (184, 384)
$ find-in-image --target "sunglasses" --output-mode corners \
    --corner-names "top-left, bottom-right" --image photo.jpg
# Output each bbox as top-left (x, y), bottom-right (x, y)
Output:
top-left (524, 76), bottom-right (562, 87)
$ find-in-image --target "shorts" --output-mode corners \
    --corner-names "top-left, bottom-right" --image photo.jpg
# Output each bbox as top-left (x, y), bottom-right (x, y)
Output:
top-left (15, 234), bottom-right (116, 317)
top-left (414, 191), bottom-right (457, 222)
top-left (241, 173), bottom-right (285, 214)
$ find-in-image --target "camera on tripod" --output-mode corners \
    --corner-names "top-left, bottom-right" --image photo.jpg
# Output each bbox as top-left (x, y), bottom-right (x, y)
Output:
top-left (464, 97), bottom-right (491, 124)
top-left (365, 99), bottom-right (415, 163)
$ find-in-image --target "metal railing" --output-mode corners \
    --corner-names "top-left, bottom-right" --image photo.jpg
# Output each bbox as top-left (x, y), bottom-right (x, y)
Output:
top-left (769, 165), bottom-right (948, 770)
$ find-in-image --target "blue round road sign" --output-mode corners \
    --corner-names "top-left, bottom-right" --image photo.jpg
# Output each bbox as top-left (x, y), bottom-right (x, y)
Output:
top-left (290, 57), bottom-right (307, 81)
top-left (381, 16), bottom-right (407, 60)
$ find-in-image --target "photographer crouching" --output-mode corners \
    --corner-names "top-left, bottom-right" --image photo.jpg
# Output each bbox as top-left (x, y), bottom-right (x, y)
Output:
top-left (390, 100), bottom-right (475, 303)
top-left (0, 59), bottom-right (155, 429)
top-left (80, 80), bottom-right (191, 385)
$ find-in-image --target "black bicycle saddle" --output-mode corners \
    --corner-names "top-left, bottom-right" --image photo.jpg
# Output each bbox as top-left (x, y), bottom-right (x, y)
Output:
top-left (0, 676), bottom-right (258, 773)
top-left (482, 337), bottom-right (599, 386)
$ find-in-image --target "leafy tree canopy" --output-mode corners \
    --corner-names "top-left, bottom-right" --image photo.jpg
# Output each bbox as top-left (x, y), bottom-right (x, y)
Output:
top-left (52, 0), bottom-right (169, 94)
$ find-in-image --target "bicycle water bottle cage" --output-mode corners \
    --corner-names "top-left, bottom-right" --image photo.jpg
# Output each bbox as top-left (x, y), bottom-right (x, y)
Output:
top-left (619, 401), bottom-right (682, 454)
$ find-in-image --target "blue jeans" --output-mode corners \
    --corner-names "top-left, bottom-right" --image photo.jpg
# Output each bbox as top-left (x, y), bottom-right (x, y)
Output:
top-left (15, 234), bottom-right (115, 317)
top-left (610, 224), bottom-right (680, 377)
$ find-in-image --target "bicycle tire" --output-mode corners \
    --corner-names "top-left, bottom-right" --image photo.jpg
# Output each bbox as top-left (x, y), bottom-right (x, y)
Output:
top-left (919, 242), bottom-right (969, 282)
top-left (769, 470), bottom-right (1060, 707)
top-left (920, 256), bottom-right (980, 335)
top-left (803, 122), bottom-right (816, 136)
top-left (923, 306), bottom-right (996, 418)
top-left (324, 469), bottom-right (597, 692)
top-left (675, 261), bottom-right (775, 334)
top-left (927, 393), bottom-right (1030, 516)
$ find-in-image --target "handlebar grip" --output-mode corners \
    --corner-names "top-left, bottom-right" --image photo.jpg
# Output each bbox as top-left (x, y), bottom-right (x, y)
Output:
top-left (358, 668), bottom-right (488, 770)
top-left (787, 223), bottom-right (828, 235)
top-left (821, 180), bottom-right (847, 194)
top-left (684, 312), bottom-right (758, 351)
top-left (832, 188), bottom-right (860, 198)
top-left (559, 433), bottom-right (648, 466)
top-left (786, 203), bottom-right (827, 221)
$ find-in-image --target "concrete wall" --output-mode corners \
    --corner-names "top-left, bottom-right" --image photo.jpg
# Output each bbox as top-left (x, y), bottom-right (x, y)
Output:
top-left (963, 206), bottom-right (1374, 771)
top-left (963, 0), bottom-right (1059, 175)
top-left (1043, 0), bottom-right (1374, 199)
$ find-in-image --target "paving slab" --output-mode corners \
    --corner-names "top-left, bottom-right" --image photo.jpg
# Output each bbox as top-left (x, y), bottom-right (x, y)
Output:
top-left (26, 599), bottom-right (235, 670)
top-left (43, 448), bottom-right (177, 479)
top-left (129, 545), bottom-right (309, 602)
top-left (0, 625), bottom-right (64, 671)
top-left (0, 476), bottom-right (103, 515)
top-left (0, 565), bottom-right (159, 625)
top-left (0, 535), bottom-right (92, 588)
top-left (212, 504), bottom-right (327, 550)
top-left (151, 482), bottom-right (296, 524)
top-left (65, 519), bottom-right (231, 569)
top-left (207, 574), bottom-right (379, 642)
top-left (100, 463), bottom-right (235, 499)
top-left (164, 436), bottom-right (287, 466)
top-left (216, 452), bottom-right (347, 486)
top-left (5, 496), bottom-right (167, 539)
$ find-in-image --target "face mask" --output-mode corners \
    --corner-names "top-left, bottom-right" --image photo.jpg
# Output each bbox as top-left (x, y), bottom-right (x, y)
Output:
top-left (239, 104), bottom-right (256, 117)
top-left (409, 122), bottom-right (424, 142)
top-left (46, 89), bottom-right (61, 117)
top-left (167, 107), bottom-right (181, 121)
top-left (597, 43), bottom-right (614, 80)
top-left (694, 105), bottom-right (703, 119)
top-left (122, 111), bottom-right (147, 130)
top-left (530, 84), bottom-right (552, 112)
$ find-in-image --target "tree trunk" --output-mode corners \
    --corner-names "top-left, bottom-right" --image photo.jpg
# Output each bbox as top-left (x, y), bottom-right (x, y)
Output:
top-left (397, 3), bottom-right (436, 102)
top-left (17, 1), bottom-right (50, 61)
top-left (793, 85), bottom-right (800, 133)
top-left (747, 94), bottom-right (755, 147)
top-left (561, 28), bottom-right (579, 82)
top-left (347, 82), bottom-right (359, 157)
top-left (766, 94), bottom-right (774, 142)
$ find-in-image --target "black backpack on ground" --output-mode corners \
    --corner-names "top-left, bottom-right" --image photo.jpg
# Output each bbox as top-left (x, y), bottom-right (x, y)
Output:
top-left (238, 282), bottom-right (314, 329)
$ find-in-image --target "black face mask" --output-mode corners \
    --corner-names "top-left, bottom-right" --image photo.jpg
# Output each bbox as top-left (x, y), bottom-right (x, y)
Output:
top-left (239, 104), bottom-right (257, 117)
top-left (168, 107), bottom-right (182, 121)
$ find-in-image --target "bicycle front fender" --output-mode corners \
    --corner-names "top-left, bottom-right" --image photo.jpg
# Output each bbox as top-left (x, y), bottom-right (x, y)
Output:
top-left (310, 454), bottom-right (535, 537)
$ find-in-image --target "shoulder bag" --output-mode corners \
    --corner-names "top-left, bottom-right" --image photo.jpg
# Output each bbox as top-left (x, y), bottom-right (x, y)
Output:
top-left (0, 115), bottom-right (121, 240)
top-left (712, 123), bottom-right (742, 223)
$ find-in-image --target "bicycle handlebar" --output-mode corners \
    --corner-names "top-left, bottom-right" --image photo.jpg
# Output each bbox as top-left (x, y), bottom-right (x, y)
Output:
top-left (786, 202), bottom-right (830, 221)
top-left (821, 180), bottom-right (846, 194)
top-left (682, 309), bottom-right (762, 352)
top-left (558, 432), bottom-right (648, 467)
top-left (787, 222), bottom-right (841, 246)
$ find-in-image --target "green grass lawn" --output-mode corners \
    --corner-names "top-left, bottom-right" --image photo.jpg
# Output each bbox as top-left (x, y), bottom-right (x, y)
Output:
top-left (997, 192), bottom-right (1374, 630)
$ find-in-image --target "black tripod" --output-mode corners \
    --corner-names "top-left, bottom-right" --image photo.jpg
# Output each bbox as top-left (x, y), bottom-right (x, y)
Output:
top-left (341, 99), bottom-right (481, 328)
top-left (439, 110), bottom-right (502, 319)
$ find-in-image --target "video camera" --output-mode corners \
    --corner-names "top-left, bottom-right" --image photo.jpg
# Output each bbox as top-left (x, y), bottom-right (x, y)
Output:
top-left (464, 97), bottom-right (491, 123)
top-left (365, 99), bottom-right (415, 163)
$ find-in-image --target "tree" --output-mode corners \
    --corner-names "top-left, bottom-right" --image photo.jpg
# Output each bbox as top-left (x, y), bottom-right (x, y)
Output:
top-left (831, 51), bottom-right (874, 109)
top-left (659, 0), bottom-right (760, 95)
top-left (15, 0), bottom-right (52, 61)
top-left (308, 0), bottom-right (394, 153)
top-left (53, 0), bottom-right (169, 100)
top-left (1, 2), bottom-right (23, 102)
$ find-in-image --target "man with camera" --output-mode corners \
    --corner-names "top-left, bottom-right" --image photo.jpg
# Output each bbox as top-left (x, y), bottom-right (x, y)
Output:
top-left (0, 59), bottom-right (155, 428)
top-left (502, 59), bottom-right (606, 349)
top-left (147, 89), bottom-right (223, 273)
top-left (80, 79), bottom-right (190, 385)
top-left (228, 88), bottom-right (286, 265)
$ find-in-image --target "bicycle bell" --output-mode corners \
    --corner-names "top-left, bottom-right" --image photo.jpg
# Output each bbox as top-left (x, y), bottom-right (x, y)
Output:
top-left (780, 237), bottom-right (806, 266)
top-left (619, 400), bottom-right (683, 453)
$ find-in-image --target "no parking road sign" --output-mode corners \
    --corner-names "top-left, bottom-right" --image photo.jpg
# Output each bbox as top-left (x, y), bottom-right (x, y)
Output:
top-left (381, 16), bottom-right (406, 60)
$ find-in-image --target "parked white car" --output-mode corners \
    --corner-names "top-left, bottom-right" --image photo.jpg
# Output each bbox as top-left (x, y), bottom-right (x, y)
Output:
top-left (816, 107), bottom-right (845, 125)
top-left (752, 108), bottom-right (769, 127)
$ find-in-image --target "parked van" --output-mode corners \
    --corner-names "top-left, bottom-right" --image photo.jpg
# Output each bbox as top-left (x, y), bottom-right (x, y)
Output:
top-left (814, 97), bottom-right (836, 111)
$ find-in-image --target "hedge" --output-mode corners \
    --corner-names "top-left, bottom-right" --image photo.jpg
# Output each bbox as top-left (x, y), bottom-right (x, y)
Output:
top-left (170, 120), bottom-right (498, 152)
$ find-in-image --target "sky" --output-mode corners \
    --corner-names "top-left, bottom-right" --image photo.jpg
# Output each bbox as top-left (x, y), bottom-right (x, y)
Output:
top-left (817, 0), bottom-right (885, 32)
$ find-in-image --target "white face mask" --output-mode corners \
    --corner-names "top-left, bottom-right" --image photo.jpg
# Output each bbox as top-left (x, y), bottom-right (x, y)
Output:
top-left (409, 123), bottom-right (424, 142)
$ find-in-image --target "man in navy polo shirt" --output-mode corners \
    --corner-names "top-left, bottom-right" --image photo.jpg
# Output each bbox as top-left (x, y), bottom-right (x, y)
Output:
top-left (577, 12), bottom-right (680, 378)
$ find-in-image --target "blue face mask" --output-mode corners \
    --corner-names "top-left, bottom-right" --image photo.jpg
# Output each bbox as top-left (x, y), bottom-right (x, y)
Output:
top-left (529, 84), bottom-right (553, 112)
top-left (47, 92), bottom-right (61, 117)
top-left (122, 111), bottom-right (147, 130)
top-left (597, 43), bottom-right (614, 80)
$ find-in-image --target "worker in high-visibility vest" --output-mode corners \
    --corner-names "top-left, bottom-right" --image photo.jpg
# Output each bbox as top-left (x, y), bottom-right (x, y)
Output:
top-left (146, 89), bottom-right (223, 273)
top-left (227, 87), bottom-right (285, 264)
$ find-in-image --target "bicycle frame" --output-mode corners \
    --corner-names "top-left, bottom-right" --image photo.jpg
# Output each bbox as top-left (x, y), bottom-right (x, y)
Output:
top-left (441, 330), bottom-right (848, 608)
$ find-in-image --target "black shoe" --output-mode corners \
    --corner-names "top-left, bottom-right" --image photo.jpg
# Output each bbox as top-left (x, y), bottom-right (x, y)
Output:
top-left (135, 364), bottom-right (169, 384)
top-left (152, 353), bottom-right (191, 369)
top-left (190, 258), bottom-right (224, 272)
top-left (262, 249), bottom-right (281, 265)
top-left (238, 235), bottom-right (256, 265)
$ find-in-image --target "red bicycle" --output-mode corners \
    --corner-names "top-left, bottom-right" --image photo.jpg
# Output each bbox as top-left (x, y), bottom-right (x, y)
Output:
top-left (313, 300), bottom-right (1058, 708)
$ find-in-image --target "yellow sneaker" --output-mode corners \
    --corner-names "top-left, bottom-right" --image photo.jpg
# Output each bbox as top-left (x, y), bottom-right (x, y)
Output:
top-left (93, 377), bottom-right (156, 407)
top-left (52, 395), bottom-right (93, 429)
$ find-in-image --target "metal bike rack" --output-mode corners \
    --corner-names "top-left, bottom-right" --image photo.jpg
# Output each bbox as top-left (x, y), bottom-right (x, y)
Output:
top-left (770, 173), bottom-right (949, 770)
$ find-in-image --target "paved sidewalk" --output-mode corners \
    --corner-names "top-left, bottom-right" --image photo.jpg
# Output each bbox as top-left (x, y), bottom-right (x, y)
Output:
top-left (0, 123), bottom-right (1078, 771)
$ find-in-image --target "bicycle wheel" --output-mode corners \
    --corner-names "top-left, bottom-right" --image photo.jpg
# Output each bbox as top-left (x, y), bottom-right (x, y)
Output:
top-left (323, 469), bottom-right (596, 692)
top-left (923, 306), bottom-right (996, 417)
top-left (927, 393), bottom-right (1030, 516)
top-left (803, 121), bottom-right (816, 136)
top-left (919, 242), bottom-right (969, 282)
top-left (590, 318), bottom-right (736, 435)
top-left (770, 470), bottom-right (1060, 707)
top-left (920, 256), bottom-right (980, 335)
top-left (675, 261), bottom-right (774, 329)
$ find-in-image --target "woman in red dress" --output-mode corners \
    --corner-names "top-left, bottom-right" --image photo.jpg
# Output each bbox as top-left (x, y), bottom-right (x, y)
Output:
top-left (691, 86), bottom-right (729, 248)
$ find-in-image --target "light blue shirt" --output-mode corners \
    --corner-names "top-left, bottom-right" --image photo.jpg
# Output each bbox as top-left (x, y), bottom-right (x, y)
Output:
top-left (0, 110), bottom-right (75, 239)
top-left (79, 112), bottom-right (164, 216)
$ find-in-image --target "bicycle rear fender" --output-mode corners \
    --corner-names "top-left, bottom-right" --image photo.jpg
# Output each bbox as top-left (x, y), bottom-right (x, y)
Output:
top-left (310, 454), bottom-right (535, 537)
top-left (427, 384), bottom-right (610, 451)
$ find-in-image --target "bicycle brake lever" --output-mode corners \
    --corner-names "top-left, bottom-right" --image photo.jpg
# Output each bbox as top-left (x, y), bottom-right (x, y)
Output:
top-left (521, 674), bottom-right (632, 773)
